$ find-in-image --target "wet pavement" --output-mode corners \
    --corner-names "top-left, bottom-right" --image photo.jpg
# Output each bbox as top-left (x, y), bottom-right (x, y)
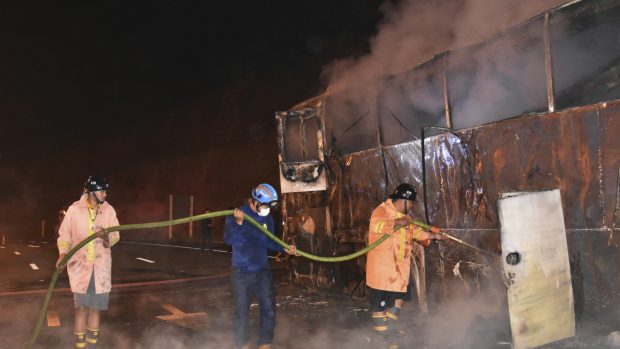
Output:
top-left (0, 239), bottom-right (616, 348)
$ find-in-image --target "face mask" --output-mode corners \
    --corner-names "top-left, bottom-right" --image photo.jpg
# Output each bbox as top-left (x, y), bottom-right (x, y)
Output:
top-left (258, 207), bottom-right (270, 217)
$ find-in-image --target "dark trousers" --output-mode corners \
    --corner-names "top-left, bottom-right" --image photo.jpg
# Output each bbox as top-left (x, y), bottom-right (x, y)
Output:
top-left (231, 268), bottom-right (276, 348)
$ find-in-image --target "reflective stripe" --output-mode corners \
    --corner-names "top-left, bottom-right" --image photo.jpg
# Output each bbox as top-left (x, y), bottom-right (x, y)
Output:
top-left (58, 241), bottom-right (71, 252)
top-left (75, 332), bottom-right (87, 349)
top-left (372, 313), bottom-right (388, 328)
top-left (373, 220), bottom-right (386, 234)
top-left (373, 325), bottom-right (388, 332)
top-left (86, 338), bottom-right (98, 344)
top-left (87, 207), bottom-right (96, 262)
top-left (386, 312), bottom-right (398, 320)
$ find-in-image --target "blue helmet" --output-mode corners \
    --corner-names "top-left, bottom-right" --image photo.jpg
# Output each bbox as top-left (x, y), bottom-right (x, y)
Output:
top-left (251, 183), bottom-right (279, 208)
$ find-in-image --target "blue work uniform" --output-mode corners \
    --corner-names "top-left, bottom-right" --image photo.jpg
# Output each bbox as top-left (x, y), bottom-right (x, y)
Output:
top-left (224, 203), bottom-right (285, 348)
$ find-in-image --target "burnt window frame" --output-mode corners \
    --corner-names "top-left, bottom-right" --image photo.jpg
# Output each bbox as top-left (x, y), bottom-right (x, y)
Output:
top-left (276, 107), bottom-right (326, 183)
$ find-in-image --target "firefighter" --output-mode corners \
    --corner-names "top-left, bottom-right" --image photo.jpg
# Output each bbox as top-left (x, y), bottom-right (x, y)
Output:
top-left (56, 176), bottom-right (120, 348)
top-left (366, 183), bottom-right (442, 342)
top-left (224, 183), bottom-right (297, 349)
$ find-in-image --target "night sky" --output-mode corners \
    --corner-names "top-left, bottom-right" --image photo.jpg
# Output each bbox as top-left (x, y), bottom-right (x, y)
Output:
top-left (0, 0), bottom-right (568, 236)
top-left (0, 1), bottom-right (384, 235)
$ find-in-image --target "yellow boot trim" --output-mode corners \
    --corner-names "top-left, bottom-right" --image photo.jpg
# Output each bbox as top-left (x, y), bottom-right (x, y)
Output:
top-left (373, 325), bottom-right (389, 332)
top-left (75, 331), bottom-right (87, 348)
top-left (86, 337), bottom-right (98, 344)
top-left (386, 311), bottom-right (398, 320)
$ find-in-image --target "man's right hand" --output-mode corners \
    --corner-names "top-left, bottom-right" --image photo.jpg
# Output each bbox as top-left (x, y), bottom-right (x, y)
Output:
top-left (56, 253), bottom-right (67, 270)
top-left (233, 208), bottom-right (244, 225)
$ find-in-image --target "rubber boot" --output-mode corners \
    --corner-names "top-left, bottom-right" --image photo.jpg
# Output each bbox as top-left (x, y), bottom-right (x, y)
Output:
top-left (75, 332), bottom-right (87, 349)
top-left (86, 328), bottom-right (99, 346)
top-left (386, 306), bottom-right (405, 336)
top-left (371, 312), bottom-right (389, 333)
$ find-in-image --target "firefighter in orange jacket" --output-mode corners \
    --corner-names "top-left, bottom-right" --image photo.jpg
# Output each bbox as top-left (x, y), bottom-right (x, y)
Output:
top-left (366, 183), bottom-right (442, 336)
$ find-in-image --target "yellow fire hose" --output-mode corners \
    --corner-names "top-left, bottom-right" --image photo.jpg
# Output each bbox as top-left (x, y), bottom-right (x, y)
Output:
top-left (24, 209), bottom-right (442, 348)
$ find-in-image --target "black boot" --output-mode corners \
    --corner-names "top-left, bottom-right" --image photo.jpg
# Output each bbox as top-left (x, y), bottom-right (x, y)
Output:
top-left (86, 328), bottom-right (99, 347)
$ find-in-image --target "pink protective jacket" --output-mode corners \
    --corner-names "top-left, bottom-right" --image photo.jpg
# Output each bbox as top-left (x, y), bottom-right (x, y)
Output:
top-left (57, 195), bottom-right (120, 294)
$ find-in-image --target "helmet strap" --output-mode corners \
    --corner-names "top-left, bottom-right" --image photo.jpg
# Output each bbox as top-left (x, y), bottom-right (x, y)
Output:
top-left (90, 191), bottom-right (105, 205)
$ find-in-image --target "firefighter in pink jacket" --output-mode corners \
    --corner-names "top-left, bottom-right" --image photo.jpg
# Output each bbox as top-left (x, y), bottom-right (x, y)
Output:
top-left (56, 176), bottom-right (120, 348)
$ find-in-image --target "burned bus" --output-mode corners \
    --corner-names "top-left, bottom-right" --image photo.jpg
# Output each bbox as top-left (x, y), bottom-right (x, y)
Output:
top-left (276, 0), bottom-right (620, 347)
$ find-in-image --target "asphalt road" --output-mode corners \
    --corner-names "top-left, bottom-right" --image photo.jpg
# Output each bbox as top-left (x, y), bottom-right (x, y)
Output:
top-left (0, 237), bottom-right (300, 349)
top-left (0, 239), bottom-right (236, 293)
top-left (0, 239), bottom-right (612, 348)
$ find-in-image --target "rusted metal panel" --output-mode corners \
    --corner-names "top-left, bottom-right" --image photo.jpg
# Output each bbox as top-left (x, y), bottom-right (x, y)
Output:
top-left (599, 101), bottom-right (620, 229)
top-left (283, 100), bottom-right (620, 321)
top-left (325, 149), bottom-right (386, 243)
top-left (575, 230), bottom-right (620, 317)
top-left (467, 107), bottom-right (603, 230)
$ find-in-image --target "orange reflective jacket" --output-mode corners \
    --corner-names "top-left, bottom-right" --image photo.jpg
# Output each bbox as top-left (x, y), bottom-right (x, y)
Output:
top-left (365, 200), bottom-right (424, 292)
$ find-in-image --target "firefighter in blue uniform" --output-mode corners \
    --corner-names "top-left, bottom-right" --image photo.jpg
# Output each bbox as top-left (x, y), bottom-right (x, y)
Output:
top-left (224, 183), bottom-right (297, 349)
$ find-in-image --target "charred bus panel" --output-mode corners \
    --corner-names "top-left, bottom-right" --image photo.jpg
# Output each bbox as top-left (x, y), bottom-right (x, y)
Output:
top-left (276, 0), bottom-right (620, 326)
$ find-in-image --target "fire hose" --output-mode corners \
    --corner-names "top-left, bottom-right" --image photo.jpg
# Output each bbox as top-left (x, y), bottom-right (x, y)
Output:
top-left (26, 209), bottom-right (447, 348)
